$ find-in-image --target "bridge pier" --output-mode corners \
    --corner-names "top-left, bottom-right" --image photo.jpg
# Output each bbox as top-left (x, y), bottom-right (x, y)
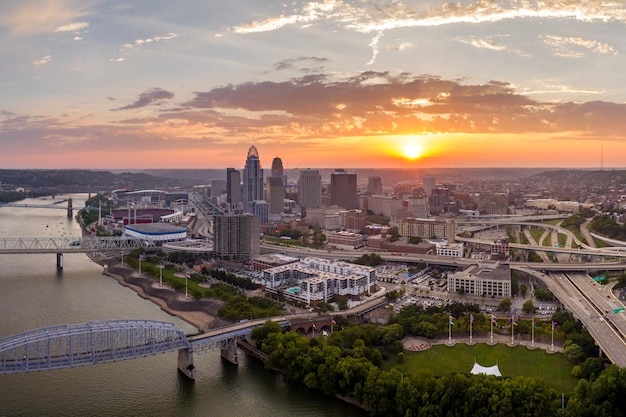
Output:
top-left (177, 348), bottom-right (196, 380)
top-left (56, 252), bottom-right (63, 268)
top-left (67, 198), bottom-right (73, 218)
top-left (220, 338), bottom-right (238, 365)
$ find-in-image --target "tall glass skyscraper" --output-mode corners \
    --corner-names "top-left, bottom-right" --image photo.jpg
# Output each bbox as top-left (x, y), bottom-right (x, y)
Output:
top-left (243, 145), bottom-right (263, 213)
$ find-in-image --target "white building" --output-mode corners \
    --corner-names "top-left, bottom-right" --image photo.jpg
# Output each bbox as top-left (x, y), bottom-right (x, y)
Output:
top-left (261, 257), bottom-right (377, 306)
top-left (447, 261), bottom-right (511, 297)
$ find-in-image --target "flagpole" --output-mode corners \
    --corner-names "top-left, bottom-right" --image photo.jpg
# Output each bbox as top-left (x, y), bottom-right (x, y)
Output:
top-left (470, 315), bottom-right (473, 342)
top-left (448, 316), bottom-right (452, 343)
top-left (511, 314), bottom-right (514, 344)
top-left (490, 315), bottom-right (494, 342)
top-left (551, 322), bottom-right (554, 351)
top-left (531, 317), bottom-right (535, 347)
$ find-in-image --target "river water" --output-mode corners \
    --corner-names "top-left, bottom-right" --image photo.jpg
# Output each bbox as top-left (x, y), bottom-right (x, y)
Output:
top-left (0, 194), bottom-right (366, 417)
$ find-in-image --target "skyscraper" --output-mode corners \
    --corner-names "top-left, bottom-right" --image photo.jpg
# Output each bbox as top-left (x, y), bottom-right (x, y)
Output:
top-left (298, 169), bottom-right (322, 209)
top-left (226, 168), bottom-right (242, 210)
top-left (271, 157), bottom-right (284, 177)
top-left (368, 176), bottom-right (383, 195)
top-left (330, 169), bottom-right (357, 209)
top-left (423, 175), bottom-right (435, 196)
top-left (213, 214), bottom-right (260, 260)
top-left (242, 145), bottom-right (263, 213)
top-left (266, 176), bottom-right (284, 217)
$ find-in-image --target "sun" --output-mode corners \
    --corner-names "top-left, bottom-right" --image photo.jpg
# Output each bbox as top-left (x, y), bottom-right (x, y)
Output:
top-left (402, 143), bottom-right (423, 160)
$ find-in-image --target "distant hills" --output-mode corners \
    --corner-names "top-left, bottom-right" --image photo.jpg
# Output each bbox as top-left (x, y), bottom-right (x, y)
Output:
top-left (2, 168), bottom-right (624, 193)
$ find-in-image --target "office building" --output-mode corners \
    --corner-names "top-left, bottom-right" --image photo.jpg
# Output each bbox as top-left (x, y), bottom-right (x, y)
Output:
top-left (298, 169), bottom-right (322, 209)
top-left (423, 176), bottom-right (435, 195)
top-left (367, 176), bottom-right (383, 195)
top-left (399, 217), bottom-right (456, 241)
top-left (266, 176), bottom-right (285, 218)
top-left (226, 168), bottom-right (242, 210)
top-left (213, 214), bottom-right (260, 261)
top-left (330, 169), bottom-right (357, 209)
top-left (447, 261), bottom-right (511, 297)
top-left (243, 145), bottom-right (263, 213)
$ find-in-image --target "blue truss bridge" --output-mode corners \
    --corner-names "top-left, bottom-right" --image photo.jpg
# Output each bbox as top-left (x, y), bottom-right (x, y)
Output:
top-left (0, 318), bottom-right (290, 380)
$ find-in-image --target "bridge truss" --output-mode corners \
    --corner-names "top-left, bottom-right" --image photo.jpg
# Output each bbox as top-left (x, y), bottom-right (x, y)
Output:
top-left (0, 320), bottom-right (189, 375)
top-left (0, 236), bottom-right (155, 254)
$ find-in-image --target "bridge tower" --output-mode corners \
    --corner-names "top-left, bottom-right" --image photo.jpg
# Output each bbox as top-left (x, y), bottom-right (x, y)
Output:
top-left (67, 198), bottom-right (73, 218)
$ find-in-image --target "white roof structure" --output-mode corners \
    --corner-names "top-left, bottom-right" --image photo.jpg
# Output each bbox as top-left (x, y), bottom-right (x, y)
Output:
top-left (470, 362), bottom-right (502, 377)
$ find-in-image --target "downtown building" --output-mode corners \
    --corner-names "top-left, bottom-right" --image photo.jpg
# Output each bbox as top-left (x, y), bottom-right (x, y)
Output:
top-left (447, 261), bottom-right (511, 298)
top-left (398, 217), bottom-right (456, 241)
top-left (226, 168), bottom-right (243, 211)
top-left (298, 169), bottom-right (322, 210)
top-left (213, 214), bottom-right (260, 261)
top-left (242, 145), bottom-right (264, 214)
top-left (330, 169), bottom-right (358, 209)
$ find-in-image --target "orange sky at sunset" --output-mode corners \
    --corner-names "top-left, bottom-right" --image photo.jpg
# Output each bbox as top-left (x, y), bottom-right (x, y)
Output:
top-left (1, 1), bottom-right (625, 169)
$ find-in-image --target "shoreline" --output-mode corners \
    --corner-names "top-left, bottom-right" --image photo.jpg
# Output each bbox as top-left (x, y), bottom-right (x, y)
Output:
top-left (98, 257), bottom-right (224, 332)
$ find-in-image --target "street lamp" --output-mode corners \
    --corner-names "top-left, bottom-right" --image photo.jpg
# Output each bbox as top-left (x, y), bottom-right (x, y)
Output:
top-left (158, 265), bottom-right (164, 287)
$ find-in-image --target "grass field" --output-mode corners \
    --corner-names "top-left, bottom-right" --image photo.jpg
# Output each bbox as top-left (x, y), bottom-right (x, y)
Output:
top-left (394, 343), bottom-right (578, 393)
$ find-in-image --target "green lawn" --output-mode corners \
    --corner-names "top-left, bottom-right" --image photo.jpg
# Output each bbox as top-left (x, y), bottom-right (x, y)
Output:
top-left (394, 343), bottom-right (577, 393)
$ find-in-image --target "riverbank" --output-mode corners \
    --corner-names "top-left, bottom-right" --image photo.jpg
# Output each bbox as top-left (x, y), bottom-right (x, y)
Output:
top-left (100, 258), bottom-right (224, 332)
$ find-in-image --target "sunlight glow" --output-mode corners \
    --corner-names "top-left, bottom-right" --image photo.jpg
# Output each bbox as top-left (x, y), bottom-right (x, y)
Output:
top-left (403, 143), bottom-right (423, 160)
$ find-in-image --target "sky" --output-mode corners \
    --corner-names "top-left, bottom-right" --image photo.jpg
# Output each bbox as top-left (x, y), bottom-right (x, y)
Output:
top-left (1, 0), bottom-right (625, 170)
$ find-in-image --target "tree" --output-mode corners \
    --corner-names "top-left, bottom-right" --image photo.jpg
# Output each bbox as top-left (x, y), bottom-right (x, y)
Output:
top-left (498, 298), bottom-right (512, 312)
top-left (564, 340), bottom-right (585, 364)
top-left (408, 236), bottom-right (422, 244)
top-left (522, 299), bottom-right (535, 313)
top-left (521, 284), bottom-right (528, 298)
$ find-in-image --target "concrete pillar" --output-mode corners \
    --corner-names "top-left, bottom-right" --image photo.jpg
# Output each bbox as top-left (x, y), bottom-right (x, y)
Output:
top-left (67, 198), bottom-right (73, 218)
top-left (177, 348), bottom-right (196, 380)
top-left (220, 338), bottom-right (238, 365)
top-left (56, 253), bottom-right (63, 268)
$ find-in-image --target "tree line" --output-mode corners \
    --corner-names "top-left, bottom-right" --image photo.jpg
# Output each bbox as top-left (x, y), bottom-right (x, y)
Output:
top-left (251, 320), bottom-right (626, 416)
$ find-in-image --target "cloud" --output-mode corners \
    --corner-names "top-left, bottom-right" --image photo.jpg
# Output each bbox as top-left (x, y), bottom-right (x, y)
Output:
top-left (179, 71), bottom-right (626, 138)
top-left (457, 36), bottom-right (508, 51)
top-left (390, 42), bottom-right (413, 51)
top-left (54, 21), bottom-right (89, 33)
top-left (0, 0), bottom-right (90, 35)
top-left (541, 35), bottom-right (619, 58)
top-left (120, 32), bottom-right (181, 50)
top-left (113, 88), bottom-right (175, 111)
top-left (32, 55), bottom-right (52, 66)
top-left (223, 0), bottom-right (626, 63)
top-left (273, 56), bottom-right (329, 71)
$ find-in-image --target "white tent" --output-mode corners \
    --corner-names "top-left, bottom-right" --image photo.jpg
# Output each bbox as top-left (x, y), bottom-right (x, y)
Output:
top-left (470, 362), bottom-right (502, 377)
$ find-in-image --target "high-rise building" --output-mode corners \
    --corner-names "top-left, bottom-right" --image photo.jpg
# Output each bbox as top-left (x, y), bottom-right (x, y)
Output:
top-left (226, 168), bottom-right (242, 209)
top-left (298, 169), bottom-right (321, 209)
top-left (243, 145), bottom-right (263, 213)
top-left (266, 176), bottom-right (284, 216)
top-left (210, 180), bottom-right (226, 199)
top-left (422, 176), bottom-right (435, 196)
top-left (368, 176), bottom-right (383, 195)
top-left (271, 157), bottom-right (284, 177)
top-left (251, 200), bottom-right (269, 224)
top-left (213, 214), bottom-right (260, 260)
top-left (330, 169), bottom-right (357, 209)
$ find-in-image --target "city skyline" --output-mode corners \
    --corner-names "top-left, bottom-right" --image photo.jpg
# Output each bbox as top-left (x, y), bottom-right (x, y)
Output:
top-left (1, 1), bottom-right (625, 170)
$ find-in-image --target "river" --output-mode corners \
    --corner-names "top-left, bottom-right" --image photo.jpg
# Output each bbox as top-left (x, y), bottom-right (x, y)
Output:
top-left (0, 194), bottom-right (366, 417)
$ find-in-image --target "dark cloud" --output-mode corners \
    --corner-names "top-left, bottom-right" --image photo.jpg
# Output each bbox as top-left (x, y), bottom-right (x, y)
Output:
top-left (180, 71), bottom-right (626, 137)
top-left (272, 56), bottom-right (329, 71)
top-left (113, 88), bottom-right (174, 111)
